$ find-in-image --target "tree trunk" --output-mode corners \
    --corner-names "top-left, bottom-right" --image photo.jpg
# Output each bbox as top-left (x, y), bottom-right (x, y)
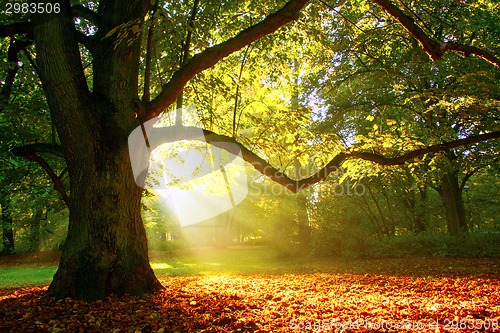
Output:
top-left (30, 1), bottom-right (162, 300)
top-left (294, 159), bottom-right (310, 249)
top-left (367, 185), bottom-right (394, 237)
top-left (439, 171), bottom-right (468, 235)
top-left (413, 187), bottom-right (427, 233)
top-left (0, 188), bottom-right (15, 255)
top-left (47, 146), bottom-right (162, 301)
top-left (405, 186), bottom-right (427, 233)
top-left (28, 207), bottom-right (43, 252)
top-left (291, 71), bottom-right (310, 249)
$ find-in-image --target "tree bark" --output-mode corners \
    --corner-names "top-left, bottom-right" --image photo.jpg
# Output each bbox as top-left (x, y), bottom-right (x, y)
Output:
top-left (47, 145), bottom-right (162, 301)
top-left (413, 187), bottom-right (427, 233)
top-left (1, 188), bottom-right (15, 255)
top-left (29, 207), bottom-right (43, 252)
top-left (439, 171), bottom-right (468, 236)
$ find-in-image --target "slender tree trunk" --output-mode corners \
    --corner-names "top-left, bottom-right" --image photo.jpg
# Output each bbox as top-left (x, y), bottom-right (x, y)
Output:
top-left (291, 67), bottom-right (310, 249)
top-left (367, 185), bottom-right (393, 236)
top-left (0, 188), bottom-right (15, 255)
top-left (413, 187), bottom-right (427, 233)
top-left (29, 207), bottom-right (43, 252)
top-left (380, 188), bottom-right (397, 233)
top-left (404, 185), bottom-right (428, 233)
top-left (439, 171), bottom-right (468, 235)
top-left (294, 159), bottom-right (310, 248)
top-left (360, 195), bottom-right (384, 237)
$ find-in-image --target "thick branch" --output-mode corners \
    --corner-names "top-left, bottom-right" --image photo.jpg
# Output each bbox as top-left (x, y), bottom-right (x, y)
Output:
top-left (146, 127), bottom-right (496, 193)
top-left (70, 5), bottom-right (99, 52)
top-left (0, 22), bottom-right (33, 37)
top-left (349, 131), bottom-right (500, 165)
top-left (1, 38), bottom-right (32, 102)
top-left (143, 1), bottom-right (160, 103)
top-left (142, 0), bottom-right (309, 120)
top-left (460, 170), bottom-right (474, 192)
top-left (203, 131), bottom-right (305, 192)
top-left (145, 126), bottom-right (346, 192)
top-left (12, 143), bottom-right (64, 157)
top-left (373, 0), bottom-right (500, 68)
top-left (201, 129), bottom-right (349, 192)
top-left (443, 43), bottom-right (500, 68)
top-left (175, 0), bottom-right (200, 121)
top-left (74, 30), bottom-right (96, 52)
top-left (12, 144), bottom-right (70, 208)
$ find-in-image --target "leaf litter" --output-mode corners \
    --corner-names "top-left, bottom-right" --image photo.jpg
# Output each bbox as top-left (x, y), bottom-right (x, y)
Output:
top-left (1, 259), bottom-right (499, 332)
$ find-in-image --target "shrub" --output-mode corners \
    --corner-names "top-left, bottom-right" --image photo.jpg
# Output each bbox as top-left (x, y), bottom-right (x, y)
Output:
top-left (310, 229), bottom-right (500, 259)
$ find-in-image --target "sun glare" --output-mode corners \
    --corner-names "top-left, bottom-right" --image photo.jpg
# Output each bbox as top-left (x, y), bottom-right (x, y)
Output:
top-left (147, 141), bottom-right (248, 227)
top-left (150, 263), bottom-right (174, 270)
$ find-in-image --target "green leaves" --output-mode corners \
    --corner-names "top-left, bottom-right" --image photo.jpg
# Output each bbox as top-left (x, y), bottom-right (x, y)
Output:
top-left (104, 19), bottom-right (143, 48)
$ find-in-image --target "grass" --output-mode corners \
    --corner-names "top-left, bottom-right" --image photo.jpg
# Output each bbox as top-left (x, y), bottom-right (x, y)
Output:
top-left (149, 246), bottom-right (304, 277)
top-left (150, 246), bottom-right (500, 278)
top-left (0, 246), bottom-right (285, 288)
top-left (1, 246), bottom-right (499, 289)
top-left (0, 266), bottom-right (57, 289)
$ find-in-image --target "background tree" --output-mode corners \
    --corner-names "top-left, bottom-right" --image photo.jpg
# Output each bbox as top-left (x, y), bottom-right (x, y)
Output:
top-left (1, 24), bottom-right (67, 254)
top-left (306, 0), bottom-right (499, 235)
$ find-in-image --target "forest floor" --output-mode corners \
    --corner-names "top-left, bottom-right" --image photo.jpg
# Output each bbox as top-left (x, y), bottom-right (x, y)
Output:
top-left (0, 248), bottom-right (499, 332)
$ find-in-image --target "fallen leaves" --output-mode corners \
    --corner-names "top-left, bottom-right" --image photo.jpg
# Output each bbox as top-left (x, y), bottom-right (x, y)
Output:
top-left (0, 259), bottom-right (499, 332)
